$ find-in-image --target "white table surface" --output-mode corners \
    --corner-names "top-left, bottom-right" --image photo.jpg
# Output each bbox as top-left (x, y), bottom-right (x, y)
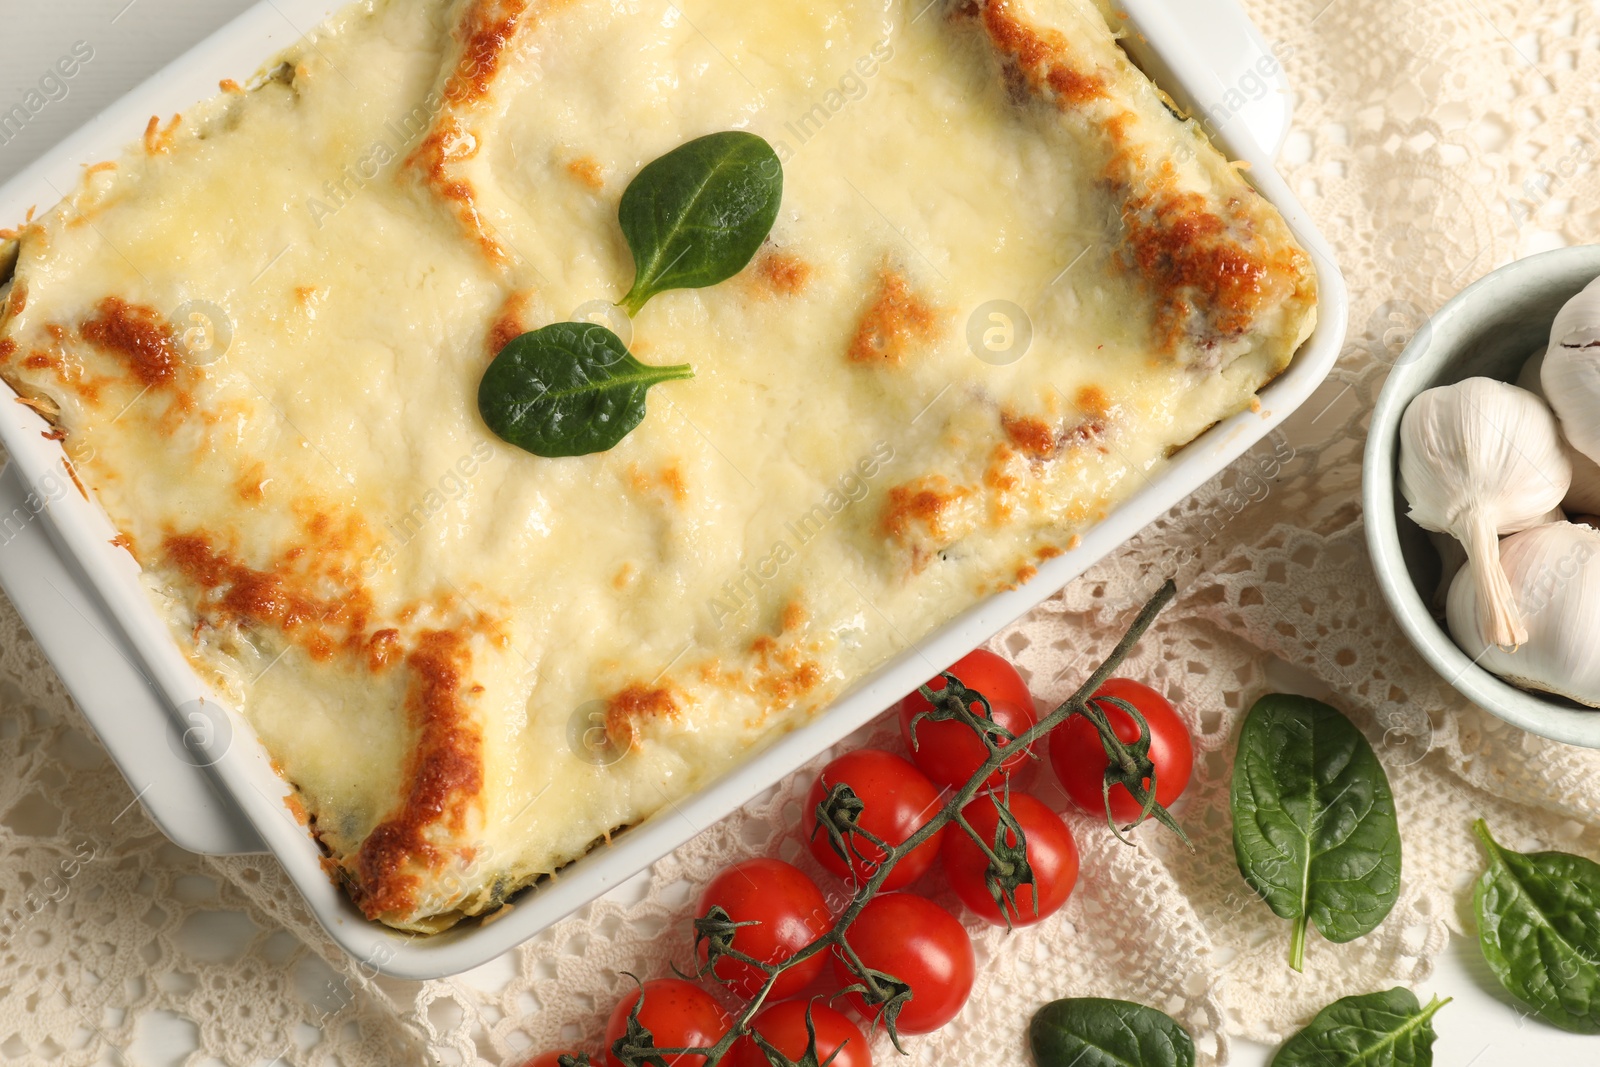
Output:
top-left (2, 2), bottom-right (1596, 1065)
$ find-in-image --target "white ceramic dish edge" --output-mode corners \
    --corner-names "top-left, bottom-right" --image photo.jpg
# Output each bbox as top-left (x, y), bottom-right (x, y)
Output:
top-left (0, 0), bottom-right (1348, 978)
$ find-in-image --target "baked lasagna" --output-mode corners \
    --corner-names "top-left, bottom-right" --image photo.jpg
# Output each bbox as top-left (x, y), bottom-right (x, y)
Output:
top-left (0, 0), bottom-right (1316, 930)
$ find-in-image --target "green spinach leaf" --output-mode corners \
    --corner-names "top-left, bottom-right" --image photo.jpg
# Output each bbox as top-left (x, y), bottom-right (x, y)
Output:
top-left (1231, 694), bottom-right (1402, 972)
top-left (618, 131), bottom-right (783, 314)
top-left (477, 322), bottom-right (691, 458)
top-left (1029, 998), bottom-right (1194, 1067)
top-left (1271, 988), bottom-right (1448, 1067)
top-left (1474, 819), bottom-right (1600, 1033)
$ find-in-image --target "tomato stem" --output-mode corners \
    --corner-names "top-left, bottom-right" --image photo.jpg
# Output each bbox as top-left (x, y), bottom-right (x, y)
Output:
top-left (954, 812), bottom-right (1011, 878)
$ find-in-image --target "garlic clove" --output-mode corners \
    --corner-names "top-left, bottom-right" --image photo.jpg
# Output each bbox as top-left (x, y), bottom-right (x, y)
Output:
top-left (1400, 377), bottom-right (1572, 649)
top-left (1447, 521), bottom-right (1600, 708)
top-left (1542, 274), bottom-right (1600, 464)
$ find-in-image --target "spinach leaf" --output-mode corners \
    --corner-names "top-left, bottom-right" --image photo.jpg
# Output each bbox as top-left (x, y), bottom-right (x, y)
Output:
top-left (1029, 998), bottom-right (1194, 1067)
top-left (1474, 819), bottom-right (1600, 1033)
top-left (1271, 988), bottom-right (1448, 1067)
top-left (1231, 694), bottom-right (1402, 972)
top-left (618, 131), bottom-right (783, 314)
top-left (477, 322), bottom-right (691, 458)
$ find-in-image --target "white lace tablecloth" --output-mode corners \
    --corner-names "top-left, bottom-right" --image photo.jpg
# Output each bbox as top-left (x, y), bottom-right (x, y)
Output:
top-left (5, 1), bottom-right (1600, 1063)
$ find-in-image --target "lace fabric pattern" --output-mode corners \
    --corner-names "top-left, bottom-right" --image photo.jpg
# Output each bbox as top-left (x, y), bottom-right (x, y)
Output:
top-left (6, 0), bottom-right (1600, 1063)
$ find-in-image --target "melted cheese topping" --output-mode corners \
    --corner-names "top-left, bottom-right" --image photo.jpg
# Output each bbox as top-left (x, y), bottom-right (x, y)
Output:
top-left (0, 0), bottom-right (1315, 929)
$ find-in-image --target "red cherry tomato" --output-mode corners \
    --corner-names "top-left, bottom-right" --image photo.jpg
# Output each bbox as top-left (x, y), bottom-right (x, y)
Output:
top-left (899, 649), bottom-right (1038, 790)
top-left (832, 893), bottom-right (974, 1035)
top-left (805, 750), bottom-right (946, 891)
top-left (1050, 678), bottom-right (1194, 825)
top-left (899, 695), bottom-right (1036, 792)
top-left (603, 979), bottom-right (728, 1067)
top-left (732, 1001), bottom-right (872, 1067)
top-left (940, 792), bottom-right (1079, 926)
top-left (906, 649), bottom-right (1034, 715)
top-left (695, 858), bottom-right (830, 1000)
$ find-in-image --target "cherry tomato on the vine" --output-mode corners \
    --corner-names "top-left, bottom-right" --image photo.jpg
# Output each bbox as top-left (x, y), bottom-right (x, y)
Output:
top-left (832, 893), bottom-right (975, 1035)
top-left (805, 750), bottom-right (946, 891)
top-left (899, 650), bottom-right (1038, 790)
top-left (695, 858), bottom-right (830, 1000)
top-left (602, 979), bottom-right (728, 1067)
top-left (1050, 678), bottom-right (1193, 825)
top-left (941, 792), bottom-right (1079, 926)
top-left (905, 649), bottom-right (1034, 717)
top-left (732, 1000), bottom-right (872, 1067)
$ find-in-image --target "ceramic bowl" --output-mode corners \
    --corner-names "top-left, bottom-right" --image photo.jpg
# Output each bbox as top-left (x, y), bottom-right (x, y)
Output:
top-left (1364, 244), bottom-right (1600, 748)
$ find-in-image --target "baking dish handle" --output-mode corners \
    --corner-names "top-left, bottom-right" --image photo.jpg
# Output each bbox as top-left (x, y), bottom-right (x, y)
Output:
top-left (0, 463), bottom-right (265, 855)
top-left (1115, 0), bottom-right (1294, 160)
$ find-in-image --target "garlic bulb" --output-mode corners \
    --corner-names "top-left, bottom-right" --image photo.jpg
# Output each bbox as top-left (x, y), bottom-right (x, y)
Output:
top-left (1400, 377), bottom-right (1571, 649)
top-left (1521, 344), bottom-right (1600, 511)
top-left (1542, 275), bottom-right (1600, 463)
top-left (1424, 507), bottom-right (1562, 617)
top-left (1447, 521), bottom-right (1600, 708)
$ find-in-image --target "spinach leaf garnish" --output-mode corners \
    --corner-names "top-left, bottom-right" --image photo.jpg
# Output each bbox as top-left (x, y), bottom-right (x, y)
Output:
top-left (1029, 998), bottom-right (1194, 1067)
top-left (1230, 694), bottom-right (1402, 972)
top-left (618, 130), bottom-right (783, 315)
top-left (480, 131), bottom-right (780, 458)
top-left (1474, 818), bottom-right (1600, 1033)
top-left (1271, 988), bottom-right (1448, 1067)
top-left (477, 322), bottom-right (691, 458)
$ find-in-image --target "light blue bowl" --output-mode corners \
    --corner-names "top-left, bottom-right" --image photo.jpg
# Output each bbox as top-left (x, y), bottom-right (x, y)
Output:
top-left (1364, 245), bottom-right (1600, 748)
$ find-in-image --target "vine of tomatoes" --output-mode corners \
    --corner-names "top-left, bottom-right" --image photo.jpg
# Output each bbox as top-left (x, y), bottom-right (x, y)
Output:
top-left (527, 582), bottom-right (1192, 1067)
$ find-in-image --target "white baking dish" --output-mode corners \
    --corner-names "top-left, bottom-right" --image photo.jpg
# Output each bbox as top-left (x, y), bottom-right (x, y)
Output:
top-left (0, 0), bottom-right (1347, 979)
